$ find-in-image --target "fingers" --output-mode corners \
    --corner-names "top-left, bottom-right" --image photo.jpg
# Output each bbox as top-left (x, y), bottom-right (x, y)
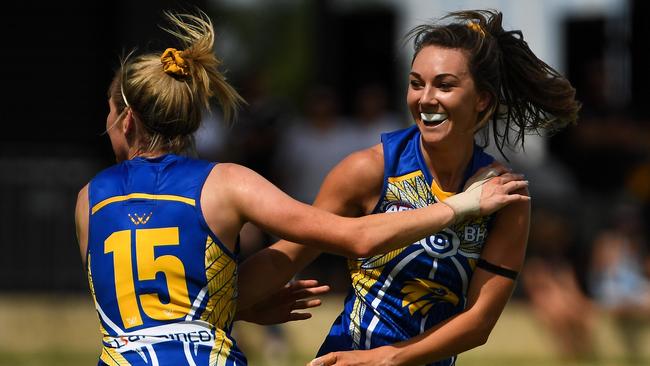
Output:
top-left (482, 162), bottom-right (510, 177)
top-left (504, 194), bottom-right (531, 203)
top-left (288, 312), bottom-right (312, 322)
top-left (501, 179), bottom-right (529, 193)
top-left (291, 285), bottom-right (331, 300)
top-left (287, 279), bottom-right (321, 290)
top-left (308, 353), bottom-right (336, 366)
top-left (293, 298), bottom-right (322, 310)
top-left (464, 164), bottom-right (514, 190)
top-left (285, 298), bottom-right (323, 322)
top-left (492, 173), bottom-right (525, 184)
top-left (485, 161), bottom-right (510, 174)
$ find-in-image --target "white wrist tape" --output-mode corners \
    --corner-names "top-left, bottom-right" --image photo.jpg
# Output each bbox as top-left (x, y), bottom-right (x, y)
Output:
top-left (442, 168), bottom-right (499, 223)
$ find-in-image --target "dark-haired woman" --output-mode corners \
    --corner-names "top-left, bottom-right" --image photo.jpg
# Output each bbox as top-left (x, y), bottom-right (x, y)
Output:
top-left (237, 9), bottom-right (579, 366)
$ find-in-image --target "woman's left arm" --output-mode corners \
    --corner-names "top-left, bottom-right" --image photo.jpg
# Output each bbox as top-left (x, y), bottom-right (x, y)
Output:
top-left (75, 184), bottom-right (89, 267)
top-left (309, 188), bottom-right (530, 366)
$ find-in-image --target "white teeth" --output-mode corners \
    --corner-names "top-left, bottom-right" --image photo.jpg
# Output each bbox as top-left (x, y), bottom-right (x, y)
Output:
top-left (421, 112), bottom-right (447, 123)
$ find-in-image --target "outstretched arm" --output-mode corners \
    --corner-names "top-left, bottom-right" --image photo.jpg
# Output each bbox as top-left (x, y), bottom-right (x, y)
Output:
top-left (237, 147), bottom-right (385, 310)
top-left (205, 145), bottom-right (527, 310)
top-left (219, 161), bottom-right (525, 260)
top-left (309, 186), bottom-right (531, 366)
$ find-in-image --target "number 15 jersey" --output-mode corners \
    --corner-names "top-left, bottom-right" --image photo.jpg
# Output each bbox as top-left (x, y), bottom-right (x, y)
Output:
top-left (87, 154), bottom-right (245, 366)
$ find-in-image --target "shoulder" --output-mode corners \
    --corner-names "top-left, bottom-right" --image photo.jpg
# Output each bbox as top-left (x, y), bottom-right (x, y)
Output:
top-left (206, 162), bottom-right (259, 183)
top-left (492, 182), bottom-right (531, 231)
top-left (204, 163), bottom-right (271, 200)
top-left (327, 144), bottom-right (384, 185)
top-left (381, 124), bottom-right (419, 144)
top-left (315, 144), bottom-right (384, 213)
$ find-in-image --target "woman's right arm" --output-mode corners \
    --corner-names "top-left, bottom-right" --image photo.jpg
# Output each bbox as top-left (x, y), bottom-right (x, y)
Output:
top-left (237, 146), bottom-right (385, 309)
top-left (205, 150), bottom-right (527, 261)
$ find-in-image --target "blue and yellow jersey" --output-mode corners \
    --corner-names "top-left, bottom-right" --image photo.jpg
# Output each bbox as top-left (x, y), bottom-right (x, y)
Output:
top-left (87, 154), bottom-right (245, 366)
top-left (318, 126), bottom-right (495, 366)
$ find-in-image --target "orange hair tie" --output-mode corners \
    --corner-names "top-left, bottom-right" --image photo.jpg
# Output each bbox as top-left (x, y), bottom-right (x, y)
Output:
top-left (467, 21), bottom-right (486, 37)
top-left (161, 48), bottom-right (190, 77)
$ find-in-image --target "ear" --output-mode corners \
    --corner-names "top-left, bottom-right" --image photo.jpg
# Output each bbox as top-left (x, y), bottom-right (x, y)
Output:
top-left (476, 91), bottom-right (492, 113)
top-left (121, 108), bottom-right (134, 135)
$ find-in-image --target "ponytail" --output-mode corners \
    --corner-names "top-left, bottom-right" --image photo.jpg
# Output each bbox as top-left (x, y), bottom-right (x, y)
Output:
top-left (161, 11), bottom-right (243, 123)
top-left (111, 10), bottom-right (245, 154)
top-left (486, 11), bottom-right (580, 153)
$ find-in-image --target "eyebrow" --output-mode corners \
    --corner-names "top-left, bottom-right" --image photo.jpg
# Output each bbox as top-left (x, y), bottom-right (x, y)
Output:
top-left (409, 71), bottom-right (461, 81)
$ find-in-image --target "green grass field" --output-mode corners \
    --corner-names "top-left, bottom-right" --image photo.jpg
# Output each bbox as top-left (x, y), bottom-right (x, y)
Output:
top-left (0, 294), bottom-right (647, 366)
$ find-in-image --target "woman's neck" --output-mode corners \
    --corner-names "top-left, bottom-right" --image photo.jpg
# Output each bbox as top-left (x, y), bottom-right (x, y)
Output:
top-left (127, 146), bottom-right (168, 160)
top-left (419, 138), bottom-right (474, 193)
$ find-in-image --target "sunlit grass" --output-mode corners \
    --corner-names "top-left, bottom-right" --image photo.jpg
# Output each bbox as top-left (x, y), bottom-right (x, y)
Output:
top-left (0, 351), bottom-right (98, 366)
top-left (0, 295), bottom-right (648, 366)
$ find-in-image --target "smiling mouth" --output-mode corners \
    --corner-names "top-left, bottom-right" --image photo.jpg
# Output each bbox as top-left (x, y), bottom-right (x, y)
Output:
top-left (420, 112), bottom-right (448, 126)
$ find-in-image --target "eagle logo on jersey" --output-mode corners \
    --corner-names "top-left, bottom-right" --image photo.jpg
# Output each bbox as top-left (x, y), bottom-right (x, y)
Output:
top-left (401, 278), bottom-right (459, 316)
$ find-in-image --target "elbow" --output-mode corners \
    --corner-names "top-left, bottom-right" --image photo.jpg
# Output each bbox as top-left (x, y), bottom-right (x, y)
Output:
top-left (338, 221), bottom-right (393, 258)
top-left (353, 244), bottom-right (375, 258)
top-left (344, 229), bottom-right (377, 258)
top-left (474, 329), bottom-right (491, 347)
top-left (462, 325), bottom-right (491, 351)
top-left (471, 315), bottom-right (498, 347)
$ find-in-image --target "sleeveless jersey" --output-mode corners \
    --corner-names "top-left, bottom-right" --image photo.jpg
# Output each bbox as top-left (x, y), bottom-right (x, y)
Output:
top-left (318, 126), bottom-right (495, 366)
top-left (87, 154), bottom-right (245, 366)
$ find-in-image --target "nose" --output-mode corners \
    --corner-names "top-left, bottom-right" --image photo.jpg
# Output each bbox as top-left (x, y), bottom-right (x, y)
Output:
top-left (419, 86), bottom-right (438, 108)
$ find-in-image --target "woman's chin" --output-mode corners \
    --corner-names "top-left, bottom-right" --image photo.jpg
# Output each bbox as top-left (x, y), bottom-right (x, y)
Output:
top-left (417, 121), bottom-right (449, 143)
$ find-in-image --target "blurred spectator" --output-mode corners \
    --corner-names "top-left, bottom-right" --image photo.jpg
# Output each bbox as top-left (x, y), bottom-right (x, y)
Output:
top-left (349, 83), bottom-right (404, 149)
top-left (521, 206), bottom-right (597, 361)
top-left (197, 72), bottom-right (292, 255)
top-left (624, 122), bottom-right (650, 255)
top-left (588, 198), bottom-right (650, 363)
top-left (274, 85), bottom-right (359, 204)
top-left (274, 85), bottom-right (360, 293)
top-left (195, 107), bottom-right (228, 161)
top-left (225, 73), bottom-right (291, 183)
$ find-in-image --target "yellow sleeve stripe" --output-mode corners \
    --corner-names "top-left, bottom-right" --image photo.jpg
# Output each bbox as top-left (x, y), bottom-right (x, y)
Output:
top-left (91, 193), bottom-right (195, 215)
